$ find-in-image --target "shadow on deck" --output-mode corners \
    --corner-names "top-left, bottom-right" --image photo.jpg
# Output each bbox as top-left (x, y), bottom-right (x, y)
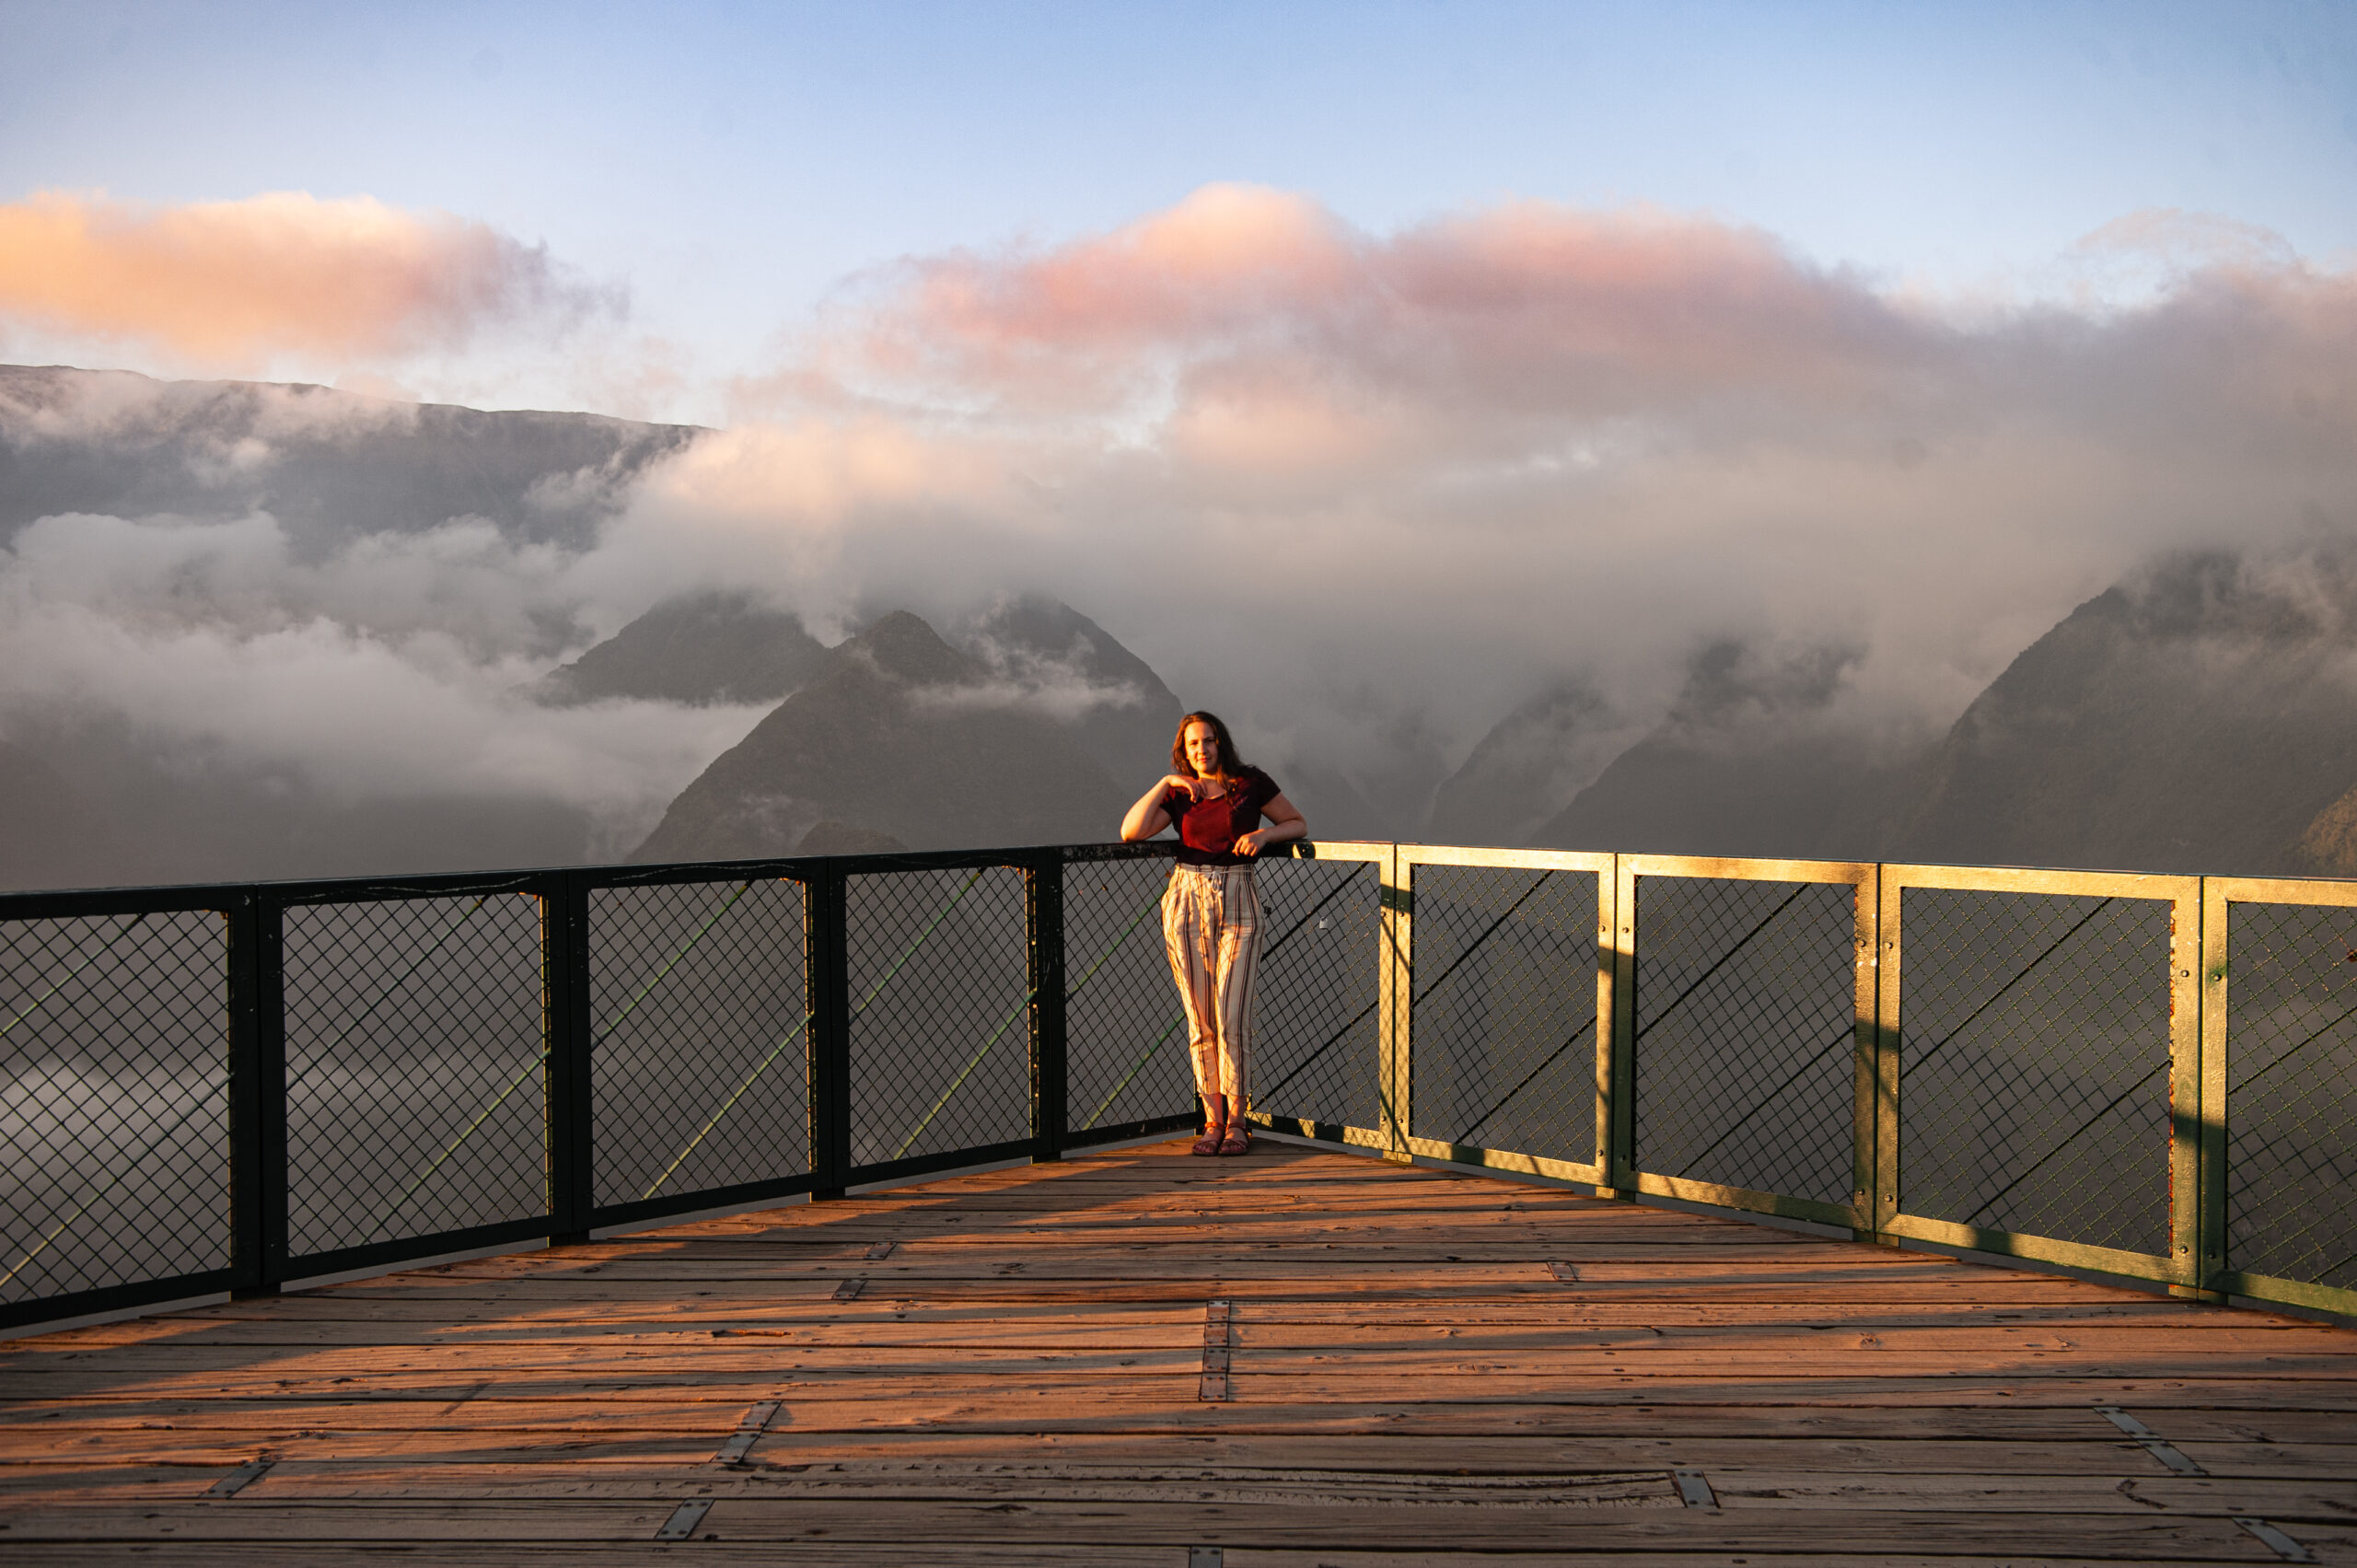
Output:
top-left (2, 1138), bottom-right (2353, 1564)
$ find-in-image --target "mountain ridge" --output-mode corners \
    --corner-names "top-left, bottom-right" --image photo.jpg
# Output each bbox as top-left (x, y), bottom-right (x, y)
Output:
top-left (630, 610), bottom-right (1134, 861)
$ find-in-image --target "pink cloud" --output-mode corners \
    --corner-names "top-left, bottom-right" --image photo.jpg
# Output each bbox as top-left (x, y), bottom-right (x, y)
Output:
top-left (759, 184), bottom-right (2356, 515)
top-left (807, 187), bottom-right (1931, 426)
top-left (0, 190), bottom-right (610, 368)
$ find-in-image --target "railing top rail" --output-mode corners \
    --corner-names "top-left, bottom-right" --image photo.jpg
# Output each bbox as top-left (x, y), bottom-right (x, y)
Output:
top-left (0, 841), bottom-right (1194, 917)
top-left (1620, 853), bottom-right (1874, 885)
top-left (1880, 861), bottom-right (2200, 900)
top-left (7, 840), bottom-right (2353, 915)
top-left (1397, 844), bottom-right (1611, 873)
top-left (0, 884), bottom-right (248, 921)
top-left (2202, 873), bottom-right (2357, 907)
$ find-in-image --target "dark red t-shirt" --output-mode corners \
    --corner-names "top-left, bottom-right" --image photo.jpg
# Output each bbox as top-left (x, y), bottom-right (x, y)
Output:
top-left (1165, 766), bottom-right (1282, 866)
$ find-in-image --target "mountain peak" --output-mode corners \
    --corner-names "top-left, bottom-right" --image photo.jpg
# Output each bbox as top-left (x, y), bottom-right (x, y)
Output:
top-left (839, 609), bottom-right (979, 687)
top-left (628, 606), bottom-right (1131, 861)
top-left (536, 590), bottom-right (831, 707)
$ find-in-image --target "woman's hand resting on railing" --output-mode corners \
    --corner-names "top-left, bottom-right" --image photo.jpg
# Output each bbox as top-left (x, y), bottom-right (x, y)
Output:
top-left (1233, 794), bottom-right (1307, 856)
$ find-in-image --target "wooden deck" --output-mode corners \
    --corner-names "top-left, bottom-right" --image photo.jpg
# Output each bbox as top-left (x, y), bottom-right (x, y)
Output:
top-left (2, 1137), bottom-right (2352, 1565)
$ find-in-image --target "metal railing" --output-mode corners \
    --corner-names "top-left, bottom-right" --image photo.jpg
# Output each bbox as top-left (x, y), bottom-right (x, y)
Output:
top-left (4, 842), bottom-right (2352, 1330)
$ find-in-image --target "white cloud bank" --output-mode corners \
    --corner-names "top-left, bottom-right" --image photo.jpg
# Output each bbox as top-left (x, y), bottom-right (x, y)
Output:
top-left (4, 185), bottom-right (2354, 870)
top-left (601, 187), bottom-right (2357, 770)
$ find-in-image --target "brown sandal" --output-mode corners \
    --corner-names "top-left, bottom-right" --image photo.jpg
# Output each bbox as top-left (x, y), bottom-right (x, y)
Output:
top-left (1191, 1123), bottom-right (1226, 1156)
top-left (1216, 1125), bottom-right (1250, 1157)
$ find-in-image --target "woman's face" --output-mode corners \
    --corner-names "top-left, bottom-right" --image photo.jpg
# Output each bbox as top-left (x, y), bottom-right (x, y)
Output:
top-left (1183, 722), bottom-right (1223, 777)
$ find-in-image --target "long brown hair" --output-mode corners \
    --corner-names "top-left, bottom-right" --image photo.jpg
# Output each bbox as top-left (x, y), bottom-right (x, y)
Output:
top-left (1170, 710), bottom-right (1248, 779)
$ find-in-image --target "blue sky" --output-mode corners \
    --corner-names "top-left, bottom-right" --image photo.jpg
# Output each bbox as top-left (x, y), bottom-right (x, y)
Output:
top-left (4, 0), bottom-right (2352, 417)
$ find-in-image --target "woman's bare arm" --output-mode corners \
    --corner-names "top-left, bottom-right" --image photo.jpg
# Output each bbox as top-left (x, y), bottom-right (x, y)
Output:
top-left (1235, 791), bottom-right (1307, 856)
top-left (1121, 774), bottom-right (1202, 842)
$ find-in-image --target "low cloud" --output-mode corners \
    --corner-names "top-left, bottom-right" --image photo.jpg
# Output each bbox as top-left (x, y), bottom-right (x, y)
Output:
top-left (0, 510), bottom-right (755, 863)
top-left (0, 190), bottom-right (616, 372)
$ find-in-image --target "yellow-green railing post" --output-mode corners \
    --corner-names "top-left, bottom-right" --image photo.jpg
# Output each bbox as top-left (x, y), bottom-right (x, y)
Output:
top-left (1849, 864), bottom-right (1883, 1244)
top-left (1873, 871), bottom-right (1905, 1243)
top-left (2196, 878), bottom-right (2231, 1300)
top-left (2167, 883), bottom-right (2214, 1298)
top-left (1378, 843), bottom-right (1412, 1162)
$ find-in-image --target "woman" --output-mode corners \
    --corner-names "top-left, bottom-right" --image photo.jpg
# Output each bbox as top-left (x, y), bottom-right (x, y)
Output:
top-left (1120, 712), bottom-right (1308, 1156)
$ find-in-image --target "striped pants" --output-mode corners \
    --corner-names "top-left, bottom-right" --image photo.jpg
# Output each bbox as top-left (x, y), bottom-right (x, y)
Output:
top-left (1161, 863), bottom-right (1262, 1101)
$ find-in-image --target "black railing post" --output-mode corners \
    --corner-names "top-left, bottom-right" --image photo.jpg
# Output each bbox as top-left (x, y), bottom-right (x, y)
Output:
top-left (806, 865), bottom-right (853, 1198)
top-left (544, 872), bottom-right (595, 1245)
top-left (227, 889), bottom-right (287, 1295)
top-left (1028, 852), bottom-right (1069, 1163)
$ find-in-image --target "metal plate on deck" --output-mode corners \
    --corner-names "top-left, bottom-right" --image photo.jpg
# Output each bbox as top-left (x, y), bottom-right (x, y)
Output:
top-left (2093, 1404), bottom-right (2155, 1437)
top-left (2136, 1436), bottom-right (2207, 1475)
top-left (1673, 1468), bottom-right (1717, 1508)
top-left (714, 1400), bottom-right (781, 1465)
top-left (656, 1499), bottom-right (714, 1540)
top-left (1201, 1298), bottom-right (1233, 1399)
top-left (2095, 1405), bottom-right (2206, 1473)
top-left (2236, 1517), bottom-right (2316, 1563)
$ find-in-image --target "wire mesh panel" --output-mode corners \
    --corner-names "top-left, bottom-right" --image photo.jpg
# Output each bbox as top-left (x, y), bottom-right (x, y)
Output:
top-left (1631, 875), bottom-right (1860, 1206)
top-left (1409, 863), bottom-right (1599, 1167)
top-left (589, 877), bottom-right (810, 1209)
top-left (1896, 887), bottom-right (2174, 1257)
top-left (2223, 900), bottom-right (2357, 1294)
top-left (845, 865), bottom-right (1031, 1168)
top-left (1063, 855), bottom-right (1192, 1133)
top-left (284, 893), bottom-right (550, 1260)
top-left (1253, 855), bottom-right (1381, 1133)
top-left (1, 910), bottom-right (228, 1306)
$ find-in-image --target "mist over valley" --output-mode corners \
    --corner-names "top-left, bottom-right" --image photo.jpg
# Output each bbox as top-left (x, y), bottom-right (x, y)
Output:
top-left (3, 349), bottom-right (2354, 891)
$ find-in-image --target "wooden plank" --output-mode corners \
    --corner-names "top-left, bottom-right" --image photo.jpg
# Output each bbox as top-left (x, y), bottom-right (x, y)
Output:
top-left (0, 1502), bottom-right (691, 1542)
top-left (447, 1234), bottom-right (1919, 1261)
top-left (0, 1459), bottom-right (1680, 1505)
top-left (0, 1432), bottom-right (720, 1466)
top-left (15, 1339), bottom-right (2348, 1386)
top-left (5, 1374), bottom-right (2350, 1411)
top-left (7, 1431), bottom-right (2354, 1478)
top-left (1226, 1323), bottom-right (2357, 1352)
top-left (112, 1294), bottom-right (2264, 1330)
top-left (0, 1550), bottom-right (1173, 1566)
top-left (4, 1397), bottom-right (2350, 1442)
top-left (14, 1461), bottom-right (2351, 1520)
top-left (391, 1252), bottom-right (1952, 1283)
top-left (1225, 1546), bottom-right (2328, 1556)
top-left (540, 1224), bottom-right (1818, 1249)
top-left (21, 1318), bottom-right (1207, 1350)
top-left (26, 1314), bottom-right (2331, 1354)
top-left (229, 1272), bottom-right (2118, 1301)
top-left (0, 1546), bottom-right (2319, 1556)
top-left (0, 1499), bottom-right (2300, 1555)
